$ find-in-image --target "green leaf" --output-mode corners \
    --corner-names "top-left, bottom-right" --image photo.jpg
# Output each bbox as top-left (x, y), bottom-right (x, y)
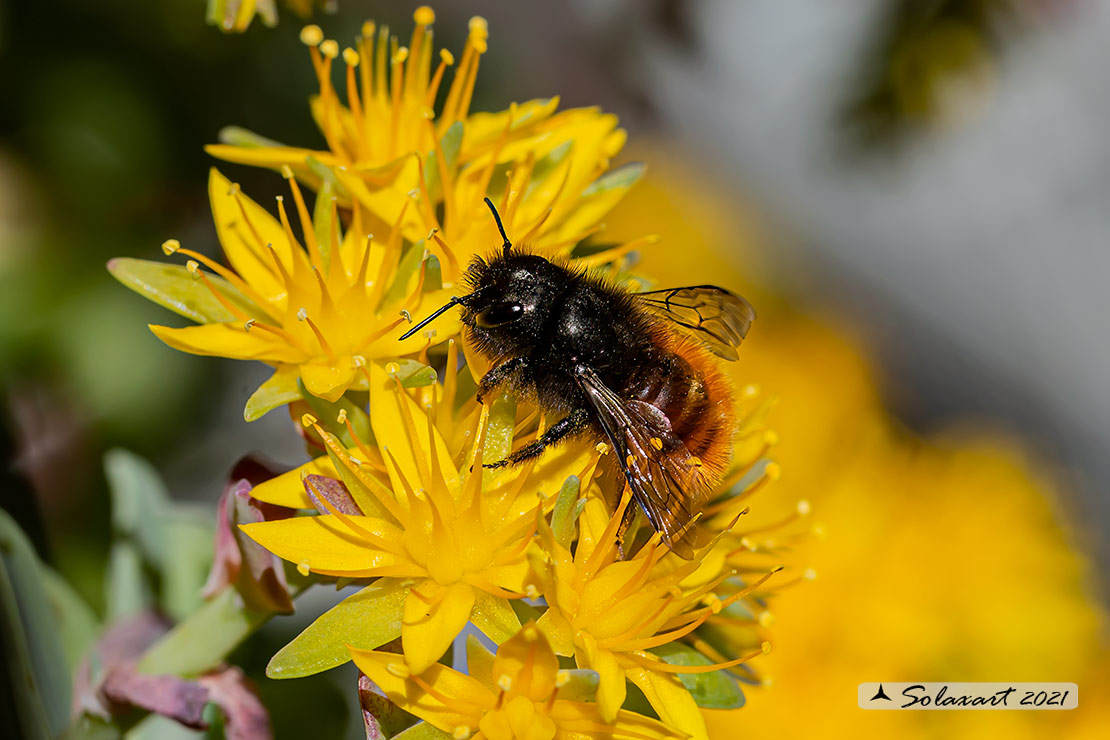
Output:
top-left (470, 592), bottom-right (521, 645)
top-left (0, 509), bottom-right (72, 739)
top-left (216, 125), bottom-right (286, 149)
top-left (313, 181), bottom-right (337, 265)
top-left (482, 393), bottom-right (516, 474)
top-left (508, 599), bottom-right (543, 625)
top-left (555, 669), bottom-right (600, 702)
top-left (395, 359), bottom-right (437, 388)
top-left (571, 498), bottom-right (587, 523)
top-left (267, 579), bottom-right (407, 679)
top-left (128, 714), bottom-right (203, 740)
top-left (60, 714), bottom-right (123, 740)
top-left (582, 162), bottom-right (645, 195)
top-left (381, 240), bottom-right (426, 310)
top-left (422, 255), bottom-right (442, 292)
top-left (108, 258), bottom-right (258, 325)
top-left (309, 155), bottom-right (353, 269)
top-left (551, 475), bottom-right (581, 549)
top-left (40, 566), bottom-right (99, 674)
top-left (525, 141), bottom-right (571, 199)
top-left (158, 509), bottom-right (215, 621)
top-left (104, 448), bottom-right (171, 566)
top-left (105, 541), bottom-right (151, 623)
top-left (137, 587), bottom-right (277, 678)
top-left (423, 121), bottom-right (463, 201)
top-left (298, 379), bottom-right (377, 448)
top-left (243, 367), bottom-right (302, 422)
top-left (648, 642), bottom-right (746, 709)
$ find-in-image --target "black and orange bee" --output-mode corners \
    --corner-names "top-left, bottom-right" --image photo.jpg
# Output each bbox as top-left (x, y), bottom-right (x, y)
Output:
top-left (402, 200), bottom-right (755, 556)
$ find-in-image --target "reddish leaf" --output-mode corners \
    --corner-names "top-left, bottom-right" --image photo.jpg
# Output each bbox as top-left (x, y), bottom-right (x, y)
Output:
top-left (72, 612), bottom-right (172, 718)
top-left (202, 475), bottom-right (294, 613)
top-left (98, 666), bottom-right (209, 729)
top-left (305, 474), bottom-right (363, 516)
top-left (359, 672), bottom-right (418, 739)
top-left (198, 666), bottom-right (272, 740)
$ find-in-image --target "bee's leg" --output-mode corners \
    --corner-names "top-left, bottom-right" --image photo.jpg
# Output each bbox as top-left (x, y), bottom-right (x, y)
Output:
top-left (476, 357), bottom-right (528, 404)
top-left (484, 407), bottom-right (590, 469)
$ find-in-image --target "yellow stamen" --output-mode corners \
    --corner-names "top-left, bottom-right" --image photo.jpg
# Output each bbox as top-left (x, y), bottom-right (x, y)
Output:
top-left (296, 308), bottom-right (337, 362)
top-left (300, 25), bottom-right (323, 46)
top-left (194, 269), bottom-right (250, 322)
top-left (628, 644), bottom-right (769, 674)
top-left (166, 245), bottom-right (273, 317)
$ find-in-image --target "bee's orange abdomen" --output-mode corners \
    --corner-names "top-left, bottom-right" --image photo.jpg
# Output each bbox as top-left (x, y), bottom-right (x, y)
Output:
top-left (639, 332), bottom-right (736, 489)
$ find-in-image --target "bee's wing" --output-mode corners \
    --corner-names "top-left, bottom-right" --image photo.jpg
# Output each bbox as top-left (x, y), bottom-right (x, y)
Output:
top-left (575, 365), bottom-right (706, 558)
top-left (636, 286), bottom-right (755, 361)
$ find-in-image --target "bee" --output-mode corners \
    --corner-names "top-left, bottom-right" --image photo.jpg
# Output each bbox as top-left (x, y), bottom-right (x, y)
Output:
top-left (401, 200), bottom-right (755, 556)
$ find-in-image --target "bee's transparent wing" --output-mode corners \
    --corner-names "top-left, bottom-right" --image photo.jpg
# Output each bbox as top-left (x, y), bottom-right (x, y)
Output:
top-left (636, 286), bottom-right (755, 361)
top-left (575, 365), bottom-right (706, 558)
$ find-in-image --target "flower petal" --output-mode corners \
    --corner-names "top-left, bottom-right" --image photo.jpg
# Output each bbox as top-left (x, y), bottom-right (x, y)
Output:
top-left (470, 590), bottom-right (523, 646)
top-left (267, 579), bottom-right (407, 679)
top-left (535, 608), bottom-right (575, 658)
top-left (350, 648), bottom-right (491, 734)
top-left (464, 635), bottom-right (498, 694)
top-left (239, 515), bottom-right (406, 576)
top-left (492, 624), bottom-right (560, 704)
top-left (250, 457), bottom-right (336, 509)
top-left (207, 167), bottom-right (290, 306)
top-left (576, 634), bottom-right (626, 723)
top-left (302, 358), bottom-right (357, 402)
top-left (549, 700), bottom-right (687, 740)
top-left (367, 361), bottom-right (458, 495)
top-left (244, 365), bottom-right (302, 421)
top-left (624, 662), bottom-right (708, 740)
top-left (149, 323), bottom-right (296, 363)
top-left (402, 581), bottom-right (476, 674)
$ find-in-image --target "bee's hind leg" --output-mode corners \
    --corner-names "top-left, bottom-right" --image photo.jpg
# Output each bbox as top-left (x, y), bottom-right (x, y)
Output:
top-left (484, 408), bottom-right (590, 469)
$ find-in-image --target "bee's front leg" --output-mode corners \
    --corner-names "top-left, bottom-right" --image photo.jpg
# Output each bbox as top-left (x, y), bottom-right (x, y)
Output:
top-left (485, 407), bottom-right (591, 469)
top-left (476, 357), bottom-right (529, 404)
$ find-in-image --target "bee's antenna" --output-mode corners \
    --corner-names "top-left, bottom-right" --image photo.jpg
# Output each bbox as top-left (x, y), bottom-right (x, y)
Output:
top-left (399, 296), bottom-right (461, 341)
top-left (397, 285), bottom-right (491, 341)
top-left (484, 197), bottom-right (513, 255)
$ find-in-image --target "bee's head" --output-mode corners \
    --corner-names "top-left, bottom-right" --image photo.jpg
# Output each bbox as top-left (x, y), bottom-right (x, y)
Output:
top-left (399, 198), bottom-right (573, 352)
top-left (458, 250), bottom-right (570, 356)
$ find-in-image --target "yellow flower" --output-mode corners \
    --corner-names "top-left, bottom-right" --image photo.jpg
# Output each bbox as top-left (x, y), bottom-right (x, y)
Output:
top-left (241, 361), bottom-right (595, 675)
top-left (110, 167), bottom-right (458, 417)
top-left (351, 623), bottom-right (687, 740)
top-left (207, 7), bottom-right (639, 284)
top-left (722, 428), bottom-right (1110, 740)
top-left (205, 0), bottom-right (328, 33)
top-left (529, 483), bottom-right (781, 740)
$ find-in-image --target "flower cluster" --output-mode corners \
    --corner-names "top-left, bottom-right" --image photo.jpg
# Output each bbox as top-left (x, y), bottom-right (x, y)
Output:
top-left (113, 6), bottom-right (647, 419)
top-left (109, 8), bottom-right (803, 738)
top-left (239, 360), bottom-right (792, 740)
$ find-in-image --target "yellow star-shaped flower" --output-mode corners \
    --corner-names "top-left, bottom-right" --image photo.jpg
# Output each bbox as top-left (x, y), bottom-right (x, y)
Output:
top-left (351, 623), bottom-right (687, 740)
top-left (241, 362), bottom-right (595, 674)
top-left (111, 168), bottom-right (459, 417)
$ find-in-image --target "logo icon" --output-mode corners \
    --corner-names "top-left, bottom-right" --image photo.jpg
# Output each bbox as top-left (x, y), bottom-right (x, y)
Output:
top-left (870, 684), bottom-right (893, 702)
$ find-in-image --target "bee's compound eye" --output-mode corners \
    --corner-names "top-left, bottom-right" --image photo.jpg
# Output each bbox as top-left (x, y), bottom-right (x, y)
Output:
top-left (475, 302), bottom-right (524, 328)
